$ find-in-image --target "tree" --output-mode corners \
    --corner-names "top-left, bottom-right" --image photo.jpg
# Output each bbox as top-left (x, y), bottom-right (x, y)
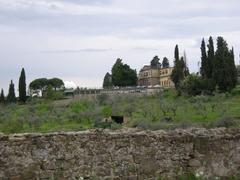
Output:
top-left (207, 36), bottom-right (214, 79)
top-left (7, 80), bottom-right (16, 103)
top-left (151, 56), bottom-right (161, 68)
top-left (213, 37), bottom-right (237, 92)
top-left (162, 57), bottom-right (170, 68)
top-left (103, 72), bottom-right (113, 89)
top-left (0, 89), bottom-right (5, 103)
top-left (19, 68), bottom-right (27, 103)
top-left (29, 78), bottom-right (48, 91)
top-left (111, 58), bottom-right (137, 87)
top-left (171, 45), bottom-right (185, 93)
top-left (200, 38), bottom-right (208, 78)
top-left (48, 78), bottom-right (64, 91)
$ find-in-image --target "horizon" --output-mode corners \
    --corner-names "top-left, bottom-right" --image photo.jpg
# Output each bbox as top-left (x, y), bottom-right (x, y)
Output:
top-left (0, 0), bottom-right (240, 93)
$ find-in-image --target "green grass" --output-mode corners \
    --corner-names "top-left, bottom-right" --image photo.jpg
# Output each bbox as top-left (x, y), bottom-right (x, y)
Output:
top-left (0, 88), bottom-right (240, 134)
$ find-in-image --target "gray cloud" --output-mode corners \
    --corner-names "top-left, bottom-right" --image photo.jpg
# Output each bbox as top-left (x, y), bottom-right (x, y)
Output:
top-left (0, 0), bottom-right (240, 92)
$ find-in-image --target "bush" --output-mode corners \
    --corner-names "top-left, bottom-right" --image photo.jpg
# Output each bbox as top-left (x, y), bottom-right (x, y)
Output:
top-left (212, 117), bottom-right (238, 128)
top-left (231, 86), bottom-right (240, 95)
top-left (180, 74), bottom-right (215, 96)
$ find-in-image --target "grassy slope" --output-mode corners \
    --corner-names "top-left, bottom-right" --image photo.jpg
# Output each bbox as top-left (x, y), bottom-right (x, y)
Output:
top-left (0, 88), bottom-right (240, 134)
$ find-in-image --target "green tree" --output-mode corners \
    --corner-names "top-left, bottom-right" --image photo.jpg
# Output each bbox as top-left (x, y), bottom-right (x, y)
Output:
top-left (213, 37), bottom-right (237, 92)
top-left (207, 36), bottom-right (214, 79)
top-left (7, 80), bottom-right (16, 103)
top-left (18, 68), bottom-right (27, 103)
top-left (162, 57), bottom-right (170, 68)
top-left (48, 78), bottom-right (64, 91)
top-left (200, 38), bottom-right (208, 78)
top-left (151, 56), bottom-right (161, 68)
top-left (29, 78), bottom-right (48, 91)
top-left (0, 89), bottom-right (5, 103)
top-left (103, 72), bottom-right (113, 89)
top-left (171, 45), bottom-right (184, 93)
top-left (111, 58), bottom-right (137, 87)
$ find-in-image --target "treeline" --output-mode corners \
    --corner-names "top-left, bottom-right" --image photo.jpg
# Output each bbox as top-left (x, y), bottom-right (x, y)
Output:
top-left (172, 36), bottom-right (238, 96)
top-left (0, 69), bottom-right (65, 104)
top-left (0, 68), bottom-right (27, 104)
top-left (103, 56), bottom-right (171, 88)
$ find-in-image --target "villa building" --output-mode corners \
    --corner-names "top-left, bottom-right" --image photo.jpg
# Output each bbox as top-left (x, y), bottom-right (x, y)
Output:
top-left (138, 65), bottom-right (174, 88)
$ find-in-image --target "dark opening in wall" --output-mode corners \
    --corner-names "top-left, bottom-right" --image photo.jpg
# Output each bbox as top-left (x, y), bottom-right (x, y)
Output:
top-left (111, 116), bottom-right (124, 124)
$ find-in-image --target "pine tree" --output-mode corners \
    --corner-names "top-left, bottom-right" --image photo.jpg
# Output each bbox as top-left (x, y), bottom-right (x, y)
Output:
top-left (19, 68), bottom-right (27, 103)
top-left (0, 89), bottom-right (5, 104)
top-left (162, 57), bottom-right (170, 68)
top-left (200, 38), bottom-right (208, 78)
top-left (151, 56), bottom-right (161, 68)
top-left (207, 36), bottom-right (214, 79)
top-left (7, 80), bottom-right (16, 103)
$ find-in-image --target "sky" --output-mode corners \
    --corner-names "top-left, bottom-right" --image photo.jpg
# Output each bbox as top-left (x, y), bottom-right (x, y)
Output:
top-left (0, 0), bottom-right (240, 92)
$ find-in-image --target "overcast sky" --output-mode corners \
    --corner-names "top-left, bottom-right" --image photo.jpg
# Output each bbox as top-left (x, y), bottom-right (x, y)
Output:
top-left (0, 0), bottom-right (240, 92)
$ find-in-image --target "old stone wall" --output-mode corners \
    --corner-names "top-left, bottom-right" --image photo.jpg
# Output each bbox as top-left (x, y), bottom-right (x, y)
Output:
top-left (1, 128), bottom-right (240, 179)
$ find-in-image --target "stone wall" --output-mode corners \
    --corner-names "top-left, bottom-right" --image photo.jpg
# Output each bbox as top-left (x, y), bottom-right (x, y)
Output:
top-left (1, 128), bottom-right (240, 179)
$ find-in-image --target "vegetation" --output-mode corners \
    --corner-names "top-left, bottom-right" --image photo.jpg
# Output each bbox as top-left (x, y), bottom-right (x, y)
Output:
top-left (103, 72), bottom-right (113, 88)
top-left (162, 57), bottom-right (170, 68)
top-left (104, 58), bottom-right (137, 88)
top-left (0, 87), bottom-right (240, 134)
top-left (171, 45), bottom-right (188, 94)
top-left (18, 68), bottom-right (27, 103)
top-left (0, 89), bottom-right (5, 104)
top-left (29, 78), bottom-right (48, 91)
top-left (7, 80), bottom-right (16, 103)
top-left (151, 56), bottom-right (161, 68)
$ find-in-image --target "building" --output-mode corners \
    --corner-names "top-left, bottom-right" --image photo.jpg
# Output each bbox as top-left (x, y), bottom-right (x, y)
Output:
top-left (138, 65), bottom-right (174, 88)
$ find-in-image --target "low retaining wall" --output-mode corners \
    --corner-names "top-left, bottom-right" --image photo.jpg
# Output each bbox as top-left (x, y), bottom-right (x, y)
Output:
top-left (1, 128), bottom-right (240, 179)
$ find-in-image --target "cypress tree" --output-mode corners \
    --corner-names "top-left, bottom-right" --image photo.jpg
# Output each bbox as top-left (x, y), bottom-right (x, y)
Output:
top-left (207, 36), bottom-right (214, 79)
top-left (19, 68), bottom-right (27, 103)
top-left (174, 45), bottom-right (179, 62)
top-left (171, 45), bottom-right (184, 93)
top-left (7, 80), bottom-right (16, 103)
top-left (103, 72), bottom-right (113, 89)
top-left (229, 47), bottom-right (238, 88)
top-left (200, 38), bottom-right (208, 78)
top-left (0, 89), bottom-right (5, 103)
top-left (214, 37), bottom-right (237, 92)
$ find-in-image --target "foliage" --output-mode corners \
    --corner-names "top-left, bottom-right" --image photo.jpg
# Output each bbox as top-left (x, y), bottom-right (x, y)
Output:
top-left (200, 38), bottom-right (208, 78)
top-left (213, 37), bottom-right (237, 92)
top-left (151, 56), bottom-right (161, 68)
top-left (162, 57), bottom-right (170, 68)
top-left (0, 90), bottom-right (240, 134)
top-left (43, 85), bottom-right (64, 100)
top-left (103, 72), bottom-right (113, 89)
top-left (171, 45), bottom-right (187, 94)
top-left (48, 78), bottom-right (64, 91)
top-left (19, 68), bottom-right (27, 103)
top-left (29, 78), bottom-right (48, 90)
top-left (111, 58), bottom-right (137, 87)
top-left (180, 74), bottom-right (215, 96)
top-left (29, 78), bottom-right (64, 91)
top-left (7, 80), bottom-right (16, 103)
top-left (0, 89), bottom-right (5, 104)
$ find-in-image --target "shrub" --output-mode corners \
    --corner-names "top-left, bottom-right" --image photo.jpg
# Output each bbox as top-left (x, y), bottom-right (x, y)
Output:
top-left (212, 117), bottom-right (238, 128)
top-left (97, 94), bottom-right (109, 105)
top-left (180, 74), bottom-right (215, 96)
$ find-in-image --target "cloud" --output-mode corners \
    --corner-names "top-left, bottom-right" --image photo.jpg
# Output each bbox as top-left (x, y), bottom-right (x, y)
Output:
top-left (0, 0), bottom-right (240, 90)
top-left (41, 48), bottom-right (112, 54)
